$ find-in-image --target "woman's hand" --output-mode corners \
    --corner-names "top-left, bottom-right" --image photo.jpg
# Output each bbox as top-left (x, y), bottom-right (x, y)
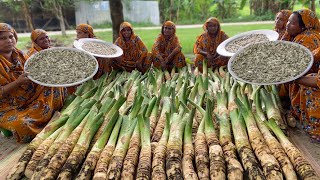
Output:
top-left (16, 72), bottom-right (31, 86)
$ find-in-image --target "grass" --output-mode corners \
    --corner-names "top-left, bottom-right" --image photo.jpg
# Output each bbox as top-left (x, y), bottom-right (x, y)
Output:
top-left (16, 23), bottom-right (273, 56)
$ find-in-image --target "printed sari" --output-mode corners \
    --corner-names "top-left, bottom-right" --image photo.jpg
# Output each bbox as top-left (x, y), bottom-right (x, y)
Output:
top-left (0, 23), bottom-right (65, 142)
top-left (286, 10), bottom-right (320, 141)
top-left (193, 17), bottom-right (229, 72)
top-left (150, 21), bottom-right (186, 71)
top-left (114, 22), bottom-right (149, 72)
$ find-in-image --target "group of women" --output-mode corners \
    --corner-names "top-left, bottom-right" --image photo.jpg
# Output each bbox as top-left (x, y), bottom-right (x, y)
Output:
top-left (1, 8), bottom-right (320, 143)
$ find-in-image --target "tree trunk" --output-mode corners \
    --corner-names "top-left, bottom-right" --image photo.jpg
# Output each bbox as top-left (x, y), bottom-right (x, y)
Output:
top-left (109, 0), bottom-right (124, 42)
top-left (311, 0), bottom-right (316, 13)
top-left (22, 1), bottom-right (34, 32)
top-left (56, 5), bottom-right (66, 36)
top-left (158, 0), bottom-right (166, 23)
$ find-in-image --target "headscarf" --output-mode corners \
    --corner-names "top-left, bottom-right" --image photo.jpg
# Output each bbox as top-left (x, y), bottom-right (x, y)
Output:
top-left (194, 17), bottom-right (228, 54)
top-left (76, 24), bottom-right (95, 38)
top-left (203, 17), bottom-right (221, 34)
top-left (274, 10), bottom-right (292, 30)
top-left (31, 29), bottom-right (48, 51)
top-left (161, 21), bottom-right (176, 35)
top-left (117, 22), bottom-right (137, 50)
top-left (0, 23), bottom-right (18, 42)
top-left (283, 9), bottom-right (320, 51)
top-left (298, 9), bottom-right (320, 31)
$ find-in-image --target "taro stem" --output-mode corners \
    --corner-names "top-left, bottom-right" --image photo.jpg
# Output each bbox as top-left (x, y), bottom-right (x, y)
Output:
top-left (152, 112), bottom-right (170, 179)
top-left (57, 112), bottom-right (104, 179)
top-left (236, 94), bottom-right (282, 180)
top-left (136, 114), bottom-right (152, 179)
top-left (254, 91), bottom-right (297, 180)
top-left (6, 114), bottom-right (68, 180)
top-left (76, 112), bottom-right (120, 180)
top-left (230, 109), bottom-right (265, 180)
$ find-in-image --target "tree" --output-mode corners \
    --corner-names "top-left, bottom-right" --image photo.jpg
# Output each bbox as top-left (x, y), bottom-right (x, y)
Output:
top-left (5, 0), bottom-right (34, 32)
top-left (109, 0), bottom-right (124, 42)
top-left (38, 0), bottom-right (74, 36)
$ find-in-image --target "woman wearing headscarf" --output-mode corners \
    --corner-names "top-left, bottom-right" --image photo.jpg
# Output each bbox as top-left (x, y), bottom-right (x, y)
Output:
top-left (0, 23), bottom-right (65, 143)
top-left (193, 17), bottom-right (229, 72)
top-left (75, 23), bottom-right (111, 79)
top-left (25, 29), bottom-right (50, 59)
top-left (114, 22), bottom-right (149, 72)
top-left (274, 10), bottom-right (292, 40)
top-left (76, 24), bottom-right (96, 39)
top-left (284, 9), bottom-right (320, 141)
top-left (151, 21), bottom-right (186, 71)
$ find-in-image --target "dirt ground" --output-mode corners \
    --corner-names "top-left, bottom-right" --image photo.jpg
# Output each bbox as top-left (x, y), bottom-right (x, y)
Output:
top-left (288, 125), bottom-right (320, 176)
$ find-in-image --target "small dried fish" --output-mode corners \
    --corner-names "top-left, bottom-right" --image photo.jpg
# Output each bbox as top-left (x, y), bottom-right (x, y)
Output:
top-left (82, 41), bottom-right (117, 56)
top-left (231, 41), bottom-right (311, 84)
top-left (226, 34), bottom-right (269, 53)
top-left (25, 48), bottom-right (97, 85)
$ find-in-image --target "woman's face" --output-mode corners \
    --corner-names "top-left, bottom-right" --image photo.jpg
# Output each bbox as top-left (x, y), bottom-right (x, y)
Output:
top-left (286, 14), bottom-right (304, 37)
top-left (121, 27), bottom-right (132, 39)
top-left (275, 12), bottom-right (286, 30)
top-left (0, 31), bottom-right (16, 53)
top-left (163, 25), bottom-right (174, 36)
top-left (76, 30), bottom-right (89, 39)
top-left (35, 33), bottom-right (50, 49)
top-left (207, 22), bottom-right (219, 35)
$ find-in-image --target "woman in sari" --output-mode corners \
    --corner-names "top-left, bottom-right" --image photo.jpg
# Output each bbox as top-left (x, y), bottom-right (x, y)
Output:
top-left (284, 9), bottom-right (320, 141)
top-left (193, 17), bottom-right (229, 72)
top-left (0, 23), bottom-right (65, 143)
top-left (151, 21), bottom-right (186, 71)
top-left (114, 22), bottom-right (149, 72)
top-left (25, 29), bottom-right (50, 59)
top-left (274, 10), bottom-right (292, 40)
top-left (75, 24), bottom-right (112, 79)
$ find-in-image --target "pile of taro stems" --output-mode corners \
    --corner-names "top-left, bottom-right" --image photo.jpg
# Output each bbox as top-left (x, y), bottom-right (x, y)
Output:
top-left (7, 62), bottom-right (319, 180)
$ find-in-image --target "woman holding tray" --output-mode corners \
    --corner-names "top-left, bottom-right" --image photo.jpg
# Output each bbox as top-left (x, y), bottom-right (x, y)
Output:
top-left (193, 17), bottom-right (229, 72)
top-left (0, 23), bottom-right (65, 143)
top-left (114, 22), bottom-right (149, 72)
top-left (75, 23), bottom-right (112, 78)
top-left (150, 21), bottom-right (186, 71)
top-left (283, 9), bottom-right (320, 141)
top-left (274, 10), bottom-right (292, 40)
top-left (25, 29), bottom-right (51, 59)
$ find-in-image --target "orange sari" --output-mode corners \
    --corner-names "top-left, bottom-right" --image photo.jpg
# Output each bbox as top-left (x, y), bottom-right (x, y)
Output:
top-left (25, 29), bottom-right (49, 59)
top-left (0, 24), bottom-right (65, 143)
top-left (287, 10), bottom-right (320, 141)
top-left (193, 17), bottom-right (229, 72)
top-left (150, 21), bottom-right (186, 71)
top-left (274, 10), bottom-right (292, 40)
top-left (114, 22), bottom-right (149, 72)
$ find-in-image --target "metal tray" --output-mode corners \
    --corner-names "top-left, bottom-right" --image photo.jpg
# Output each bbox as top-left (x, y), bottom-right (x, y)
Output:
top-left (228, 41), bottom-right (314, 85)
top-left (217, 30), bottom-right (279, 57)
top-left (74, 38), bottom-right (123, 58)
top-left (24, 47), bottom-right (98, 87)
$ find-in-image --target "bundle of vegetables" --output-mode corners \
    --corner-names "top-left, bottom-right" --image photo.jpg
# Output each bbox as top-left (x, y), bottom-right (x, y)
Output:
top-left (6, 64), bottom-right (319, 180)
